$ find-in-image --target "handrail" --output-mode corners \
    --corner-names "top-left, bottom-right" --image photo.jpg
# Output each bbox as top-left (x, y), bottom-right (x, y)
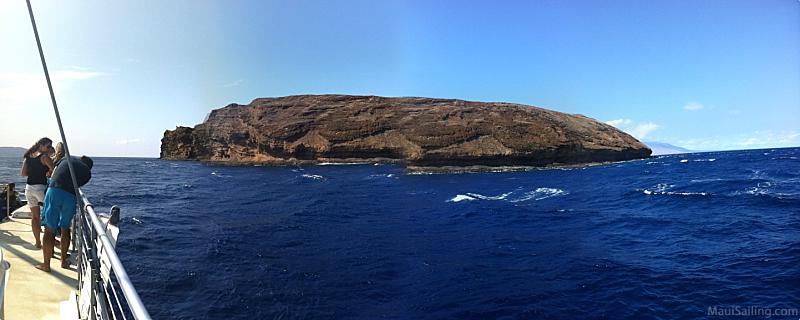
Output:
top-left (78, 189), bottom-right (151, 320)
top-left (3, 183), bottom-right (14, 220)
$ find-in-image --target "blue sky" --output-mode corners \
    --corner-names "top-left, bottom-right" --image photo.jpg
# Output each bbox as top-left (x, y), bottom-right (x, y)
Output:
top-left (1, 0), bottom-right (798, 156)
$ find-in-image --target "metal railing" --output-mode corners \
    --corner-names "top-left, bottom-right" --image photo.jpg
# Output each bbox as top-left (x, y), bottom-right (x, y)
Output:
top-left (3, 183), bottom-right (17, 221)
top-left (74, 189), bottom-right (151, 320)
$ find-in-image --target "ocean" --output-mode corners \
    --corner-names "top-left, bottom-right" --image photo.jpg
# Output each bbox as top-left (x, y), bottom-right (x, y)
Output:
top-left (1, 148), bottom-right (798, 319)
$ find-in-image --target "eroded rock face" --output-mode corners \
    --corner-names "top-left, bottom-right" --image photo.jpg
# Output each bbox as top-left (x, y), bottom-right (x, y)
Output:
top-left (161, 95), bottom-right (651, 167)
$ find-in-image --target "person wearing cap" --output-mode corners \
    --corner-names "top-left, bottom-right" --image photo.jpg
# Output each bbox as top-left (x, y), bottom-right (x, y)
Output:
top-left (35, 155), bottom-right (93, 272)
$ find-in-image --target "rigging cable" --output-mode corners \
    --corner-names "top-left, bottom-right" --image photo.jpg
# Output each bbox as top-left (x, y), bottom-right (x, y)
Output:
top-left (25, 0), bottom-right (82, 203)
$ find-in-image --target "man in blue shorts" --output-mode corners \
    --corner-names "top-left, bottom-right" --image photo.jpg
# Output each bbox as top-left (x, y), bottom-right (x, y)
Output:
top-left (35, 155), bottom-right (92, 272)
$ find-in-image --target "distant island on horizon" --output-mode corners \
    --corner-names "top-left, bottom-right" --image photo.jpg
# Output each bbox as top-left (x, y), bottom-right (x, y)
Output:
top-left (161, 94), bottom-right (651, 169)
top-left (644, 141), bottom-right (694, 155)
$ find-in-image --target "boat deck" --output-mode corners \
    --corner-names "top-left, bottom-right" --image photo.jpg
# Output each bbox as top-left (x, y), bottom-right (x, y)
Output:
top-left (1, 216), bottom-right (78, 320)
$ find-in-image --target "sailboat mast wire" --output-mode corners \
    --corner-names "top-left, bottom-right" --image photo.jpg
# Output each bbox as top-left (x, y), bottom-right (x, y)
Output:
top-left (25, 0), bottom-right (82, 196)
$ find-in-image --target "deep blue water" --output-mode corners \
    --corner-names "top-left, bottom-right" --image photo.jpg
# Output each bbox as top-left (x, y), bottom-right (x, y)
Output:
top-left (1, 148), bottom-right (799, 319)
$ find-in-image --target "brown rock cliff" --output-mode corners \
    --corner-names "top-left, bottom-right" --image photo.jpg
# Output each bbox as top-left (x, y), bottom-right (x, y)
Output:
top-left (161, 95), bottom-right (651, 167)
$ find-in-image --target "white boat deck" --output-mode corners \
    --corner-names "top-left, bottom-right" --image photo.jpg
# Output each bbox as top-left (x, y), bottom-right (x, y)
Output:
top-left (1, 215), bottom-right (78, 320)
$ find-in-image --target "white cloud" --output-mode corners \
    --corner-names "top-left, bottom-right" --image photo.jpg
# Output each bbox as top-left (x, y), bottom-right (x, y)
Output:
top-left (605, 118), bottom-right (632, 127)
top-left (630, 123), bottom-right (660, 139)
top-left (683, 102), bottom-right (704, 111)
top-left (220, 79), bottom-right (243, 88)
top-left (116, 138), bottom-right (141, 145)
top-left (605, 118), bottom-right (660, 139)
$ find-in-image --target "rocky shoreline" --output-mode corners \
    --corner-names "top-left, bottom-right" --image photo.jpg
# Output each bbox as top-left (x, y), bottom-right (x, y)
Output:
top-left (161, 95), bottom-right (651, 169)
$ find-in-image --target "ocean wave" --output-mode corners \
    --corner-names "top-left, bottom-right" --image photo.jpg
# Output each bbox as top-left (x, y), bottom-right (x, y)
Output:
top-left (508, 188), bottom-right (569, 202)
top-left (366, 173), bottom-right (397, 179)
top-left (641, 177), bottom-right (799, 202)
top-left (742, 186), bottom-right (770, 196)
top-left (641, 183), bottom-right (710, 196)
top-left (210, 171), bottom-right (231, 178)
top-left (736, 183), bottom-right (798, 199)
top-left (449, 194), bottom-right (477, 202)
top-left (407, 171), bottom-right (435, 175)
top-left (448, 188), bottom-right (567, 203)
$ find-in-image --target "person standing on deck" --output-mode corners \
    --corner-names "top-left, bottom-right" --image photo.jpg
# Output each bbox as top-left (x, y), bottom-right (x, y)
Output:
top-left (20, 137), bottom-right (55, 249)
top-left (48, 143), bottom-right (64, 240)
top-left (35, 155), bottom-right (93, 272)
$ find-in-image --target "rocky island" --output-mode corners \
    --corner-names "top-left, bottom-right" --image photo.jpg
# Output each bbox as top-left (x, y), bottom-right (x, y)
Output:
top-left (161, 95), bottom-right (651, 169)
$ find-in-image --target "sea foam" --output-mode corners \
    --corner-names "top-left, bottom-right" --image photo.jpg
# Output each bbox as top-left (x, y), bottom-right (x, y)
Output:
top-left (448, 188), bottom-right (567, 203)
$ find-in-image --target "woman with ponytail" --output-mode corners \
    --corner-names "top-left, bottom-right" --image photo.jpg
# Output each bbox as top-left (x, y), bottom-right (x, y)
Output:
top-left (20, 137), bottom-right (55, 248)
top-left (51, 142), bottom-right (64, 164)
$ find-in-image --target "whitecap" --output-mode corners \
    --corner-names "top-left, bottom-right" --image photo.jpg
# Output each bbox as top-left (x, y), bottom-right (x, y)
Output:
top-left (467, 191), bottom-right (514, 201)
top-left (680, 159), bottom-right (689, 163)
top-left (668, 191), bottom-right (709, 196)
top-left (509, 188), bottom-right (568, 202)
top-left (642, 183), bottom-right (671, 195)
top-left (446, 191), bottom-right (512, 203)
top-left (448, 188), bottom-right (567, 203)
top-left (742, 184), bottom-right (772, 196)
top-left (448, 194), bottom-right (476, 202)
top-left (366, 173), bottom-right (397, 179)
top-left (642, 183), bottom-right (708, 196)
top-left (317, 162), bottom-right (362, 166)
top-left (301, 174), bottom-right (325, 180)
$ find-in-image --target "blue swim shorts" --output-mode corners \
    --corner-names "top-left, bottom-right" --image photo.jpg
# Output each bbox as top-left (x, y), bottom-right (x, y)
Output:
top-left (42, 187), bottom-right (77, 230)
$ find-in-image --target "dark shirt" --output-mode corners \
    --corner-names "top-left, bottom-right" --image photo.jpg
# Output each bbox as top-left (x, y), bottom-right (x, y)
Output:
top-left (24, 154), bottom-right (48, 186)
top-left (49, 156), bottom-right (92, 195)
